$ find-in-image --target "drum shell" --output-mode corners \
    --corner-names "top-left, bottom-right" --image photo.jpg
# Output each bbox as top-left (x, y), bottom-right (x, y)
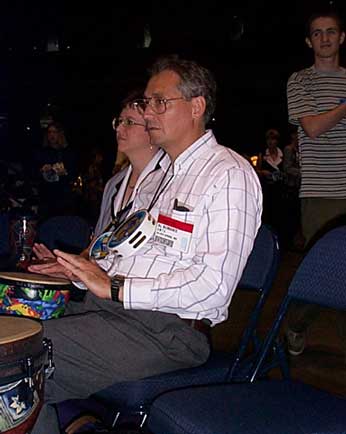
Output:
top-left (0, 318), bottom-right (46, 433)
top-left (0, 327), bottom-right (44, 380)
top-left (0, 273), bottom-right (71, 320)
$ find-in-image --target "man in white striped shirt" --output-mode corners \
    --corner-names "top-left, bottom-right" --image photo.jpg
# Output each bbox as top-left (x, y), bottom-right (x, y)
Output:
top-left (32, 56), bottom-right (262, 434)
top-left (286, 9), bottom-right (346, 357)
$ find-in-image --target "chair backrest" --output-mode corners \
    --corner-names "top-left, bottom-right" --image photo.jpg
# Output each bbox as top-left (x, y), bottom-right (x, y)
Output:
top-left (250, 225), bottom-right (346, 381)
top-left (227, 224), bottom-right (281, 380)
top-left (288, 225), bottom-right (346, 310)
top-left (238, 224), bottom-right (280, 293)
top-left (37, 215), bottom-right (91, 253)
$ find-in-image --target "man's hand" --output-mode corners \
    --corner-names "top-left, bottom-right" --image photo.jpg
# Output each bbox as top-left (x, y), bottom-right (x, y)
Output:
top-left (28, 259), bottom-right (78, 280)
top-left (54, 250), bottom-right (112, 299)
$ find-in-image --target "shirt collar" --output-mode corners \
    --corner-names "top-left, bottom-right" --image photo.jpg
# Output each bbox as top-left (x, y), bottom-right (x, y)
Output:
top-left (167, 130), bottom-right (216, 173)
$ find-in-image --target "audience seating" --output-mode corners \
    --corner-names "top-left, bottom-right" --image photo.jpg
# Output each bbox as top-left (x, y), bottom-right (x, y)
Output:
top-left (60, 224), bottom-right (283, 431)
top-left (147, 225), bottom-right (346, 434)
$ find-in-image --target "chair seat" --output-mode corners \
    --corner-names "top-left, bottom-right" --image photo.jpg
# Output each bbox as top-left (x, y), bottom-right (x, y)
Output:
top-left (148, 379), bottom-right (346, 434)
top-left (93, 352), bottom-right (233, 410)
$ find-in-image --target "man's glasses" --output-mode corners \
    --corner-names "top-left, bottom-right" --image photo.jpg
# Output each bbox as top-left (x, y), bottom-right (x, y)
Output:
top-left (133, 97), bottom-right (185, 114)
top-left (112, 117), bottom-right (146, 130)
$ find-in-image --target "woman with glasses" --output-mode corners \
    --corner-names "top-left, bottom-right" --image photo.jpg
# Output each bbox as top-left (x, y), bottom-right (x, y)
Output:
top-left (29, 89), bottom-right (164, 274)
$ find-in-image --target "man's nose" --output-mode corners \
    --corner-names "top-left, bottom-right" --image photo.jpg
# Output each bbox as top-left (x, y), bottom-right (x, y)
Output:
top-left (321, 31), bottom-right (329, 42)
top-left (143, 104), bottom-right (155, 120)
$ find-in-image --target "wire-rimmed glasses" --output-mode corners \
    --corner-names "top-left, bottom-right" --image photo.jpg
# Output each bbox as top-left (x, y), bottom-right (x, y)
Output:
top-left (112, 117), bottom-right (146, 130)
top-left (132, 97), bottom-right (185, 114)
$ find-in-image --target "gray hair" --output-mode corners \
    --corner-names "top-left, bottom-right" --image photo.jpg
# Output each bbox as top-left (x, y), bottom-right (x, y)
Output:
top-left (149, 55), bottom-right (217, 124)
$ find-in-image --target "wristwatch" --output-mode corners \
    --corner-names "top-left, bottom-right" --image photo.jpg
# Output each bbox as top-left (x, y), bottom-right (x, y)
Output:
top-left (110, 275), bottom-right (125, 302)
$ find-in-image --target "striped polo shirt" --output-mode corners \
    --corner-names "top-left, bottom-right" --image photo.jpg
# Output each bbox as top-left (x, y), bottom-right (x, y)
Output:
top-left (287, 65), bottom-right (346, 198)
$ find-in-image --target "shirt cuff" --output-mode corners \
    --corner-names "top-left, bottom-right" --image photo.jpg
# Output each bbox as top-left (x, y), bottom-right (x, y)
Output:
top-left (72, 280), bottom-right (88, 290)
top-left (123, 277), bottom-right (156, 310)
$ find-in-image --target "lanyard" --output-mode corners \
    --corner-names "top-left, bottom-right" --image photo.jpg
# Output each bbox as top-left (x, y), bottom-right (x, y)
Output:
top-left (103, 153), bottom-right (171, 232)
top-left (147, 163), bottom-right (173, 213)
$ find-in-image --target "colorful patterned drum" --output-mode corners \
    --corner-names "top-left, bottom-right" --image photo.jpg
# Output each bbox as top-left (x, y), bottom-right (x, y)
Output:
top-left (0, 272), bottom-right (71, 320)
top-left (0, 317), bottom-right (52, 433)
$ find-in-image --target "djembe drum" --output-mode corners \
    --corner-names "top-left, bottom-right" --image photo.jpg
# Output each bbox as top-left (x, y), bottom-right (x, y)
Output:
top-left (0, 316), bottom-right (53, 433)
top-left (0, 272), bottom-right (71, 320)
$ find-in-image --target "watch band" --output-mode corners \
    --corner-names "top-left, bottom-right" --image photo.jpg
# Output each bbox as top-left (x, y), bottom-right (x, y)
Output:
top-left (110, 275), bottom-right (124, 302)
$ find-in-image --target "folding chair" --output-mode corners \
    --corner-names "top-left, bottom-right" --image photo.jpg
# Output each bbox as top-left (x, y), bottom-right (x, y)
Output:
top-left (60, 224), bottom-right (282, 432)
top-left (147, 225), bottom-right (346, 434)
top-left (36, 215), bottom-right (91, 253)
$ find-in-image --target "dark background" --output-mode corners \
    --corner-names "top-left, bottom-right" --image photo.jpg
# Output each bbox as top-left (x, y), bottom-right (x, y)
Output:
top-left (1, 0), bottom-right (346, 173)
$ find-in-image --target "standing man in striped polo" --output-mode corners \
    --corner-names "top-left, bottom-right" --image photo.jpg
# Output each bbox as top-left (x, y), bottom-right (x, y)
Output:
top-left (286, 9), bottom-right (346, 356)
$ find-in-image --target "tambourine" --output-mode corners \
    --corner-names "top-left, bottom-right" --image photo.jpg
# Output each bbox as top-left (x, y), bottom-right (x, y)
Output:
top-left (89, 231), bottom-right (113, 260)
top-left (90, 210), bottom-right (156, 260)
top-left (0, 272), bottom-right (71, 320)
top-left (107, 209), bottom-right (156, 257)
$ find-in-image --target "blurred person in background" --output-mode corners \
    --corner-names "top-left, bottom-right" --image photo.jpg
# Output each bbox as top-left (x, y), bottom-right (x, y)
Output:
top-left (33, 122), bottom-right (78, 220)
top-left (256, 128), bottom-right (284, 237)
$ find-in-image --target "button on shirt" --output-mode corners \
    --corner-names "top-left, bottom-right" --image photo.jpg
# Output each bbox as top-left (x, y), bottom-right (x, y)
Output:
top-left (99, 131), bottom-right (263, 326)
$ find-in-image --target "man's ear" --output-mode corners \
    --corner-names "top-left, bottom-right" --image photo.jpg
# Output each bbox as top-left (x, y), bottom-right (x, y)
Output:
top-left (305, 37), bottom-right (312, 48)
top-left (191, 96), bottom-right (206, 120)
top-left (340, 31), bottom-right (345, 45)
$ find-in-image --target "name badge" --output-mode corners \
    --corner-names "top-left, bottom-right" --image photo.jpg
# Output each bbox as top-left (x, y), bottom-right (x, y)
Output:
top-left (154, 214), bottom-right (194, 253)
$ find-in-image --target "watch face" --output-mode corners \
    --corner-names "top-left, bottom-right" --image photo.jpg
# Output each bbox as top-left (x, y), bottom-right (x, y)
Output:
top-left (108, 210), bottom-right (146, 250)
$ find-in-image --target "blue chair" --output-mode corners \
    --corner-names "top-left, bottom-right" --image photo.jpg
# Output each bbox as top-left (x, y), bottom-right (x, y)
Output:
top-left (37, 215), bottom-right (91, 253)
top-left (147, 225), bottom-right (346, 434)
top-left (60, 224), bottom-right (282, 431)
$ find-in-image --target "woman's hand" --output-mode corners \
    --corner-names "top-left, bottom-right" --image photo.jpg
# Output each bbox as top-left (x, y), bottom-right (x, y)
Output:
top-left (29, 243), bottom-right (78, 280)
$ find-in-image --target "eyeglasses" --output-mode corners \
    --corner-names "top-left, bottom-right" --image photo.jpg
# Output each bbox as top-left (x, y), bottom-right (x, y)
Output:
top-left (133, 97), bottom-right (186, 114)
top-left (112, 117), bottom-right (146, 130)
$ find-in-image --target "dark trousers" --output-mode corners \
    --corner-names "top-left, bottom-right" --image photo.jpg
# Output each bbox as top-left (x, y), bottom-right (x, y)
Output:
top-left (31, 292), bottom-right (210, 434)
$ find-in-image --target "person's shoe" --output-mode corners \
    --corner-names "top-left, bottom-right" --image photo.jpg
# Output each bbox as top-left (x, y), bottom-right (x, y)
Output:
top-left (286, 329), bottom-right (306, 356)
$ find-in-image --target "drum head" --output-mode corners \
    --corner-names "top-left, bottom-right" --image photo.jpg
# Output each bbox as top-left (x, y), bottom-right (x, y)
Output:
top-left (0, 272), bottom-right (70, 286)
top-left (0, 316), bottom-right (42, 344)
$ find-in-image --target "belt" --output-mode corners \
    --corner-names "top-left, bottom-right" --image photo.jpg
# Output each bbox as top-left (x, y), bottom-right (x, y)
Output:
top-left (181, 318), bottom-right (211, 338)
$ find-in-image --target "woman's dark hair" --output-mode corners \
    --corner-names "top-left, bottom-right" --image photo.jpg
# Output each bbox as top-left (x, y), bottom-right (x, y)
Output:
top-left (121, 88), bottom-right (145, 109)
top-left (149, 55), bottom-right (217, 124)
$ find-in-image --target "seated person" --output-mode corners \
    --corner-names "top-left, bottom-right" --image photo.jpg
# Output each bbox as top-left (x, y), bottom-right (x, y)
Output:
top-left (30, 56), bottom-right (263, 434)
